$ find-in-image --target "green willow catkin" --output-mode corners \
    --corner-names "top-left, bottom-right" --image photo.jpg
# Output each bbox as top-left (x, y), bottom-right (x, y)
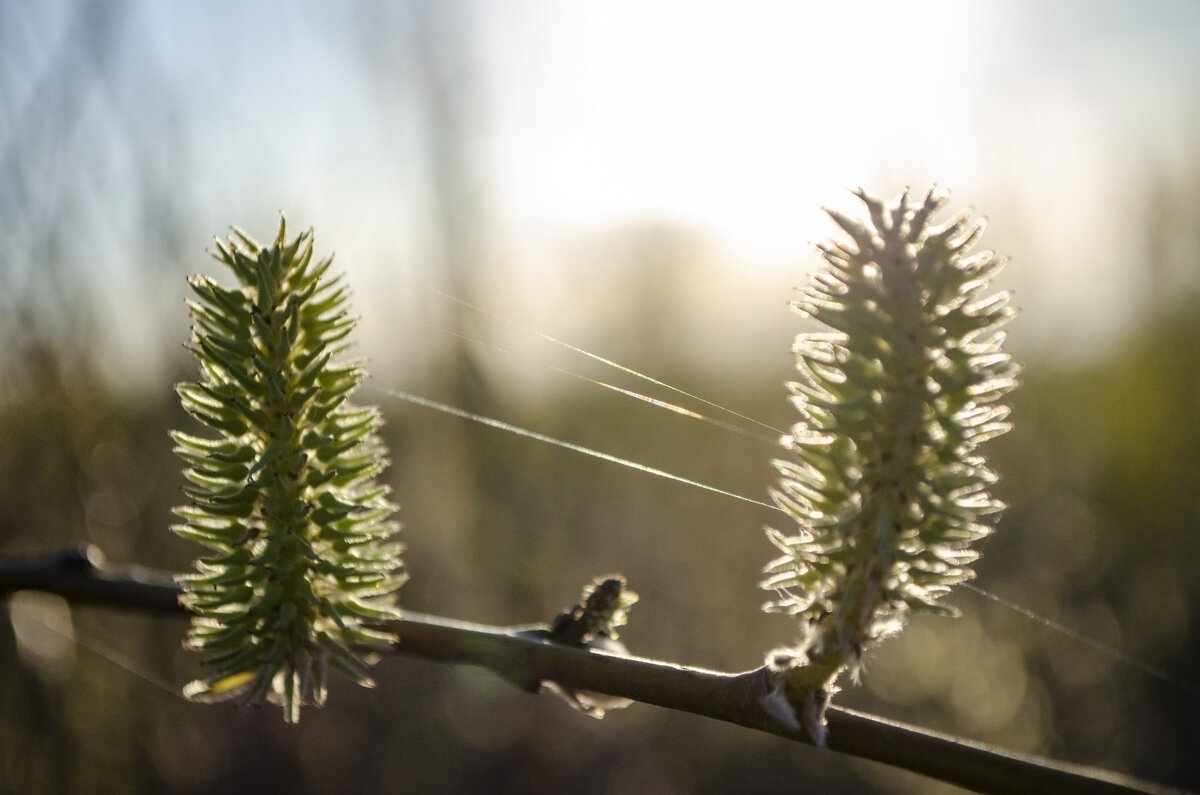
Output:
top-left (172, 219), bottom-right (404, 723)
top-left (760, 188), bottom-right (1019, 744)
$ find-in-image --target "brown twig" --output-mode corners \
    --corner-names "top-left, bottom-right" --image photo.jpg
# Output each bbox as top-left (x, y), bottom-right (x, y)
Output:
top-left (0, 546), bottom-right (1184, 795)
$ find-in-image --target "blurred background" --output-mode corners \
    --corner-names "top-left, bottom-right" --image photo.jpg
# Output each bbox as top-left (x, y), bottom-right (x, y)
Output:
top-left (1, 0), bottom-right (1198, 792)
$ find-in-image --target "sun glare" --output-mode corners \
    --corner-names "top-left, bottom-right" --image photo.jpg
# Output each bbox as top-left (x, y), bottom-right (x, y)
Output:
top-left (485, 1), bottom-right (985, 260)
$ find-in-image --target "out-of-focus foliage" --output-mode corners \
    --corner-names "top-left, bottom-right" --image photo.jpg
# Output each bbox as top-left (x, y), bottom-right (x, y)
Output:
top-left (2, 177), bottom-right (1199, 790)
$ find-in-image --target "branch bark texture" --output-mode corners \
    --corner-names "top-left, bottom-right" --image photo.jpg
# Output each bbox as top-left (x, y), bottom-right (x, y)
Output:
top-left (0, 547), bottom-right (1182, 795)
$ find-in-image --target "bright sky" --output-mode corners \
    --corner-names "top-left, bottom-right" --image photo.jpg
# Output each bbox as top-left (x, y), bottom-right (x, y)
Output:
top-left (6, 0), bottom-right (1200, 385)
top-left (473, 0), bottom-right (1200, 365)
top-left (483, 1), bottom-right (993, 256)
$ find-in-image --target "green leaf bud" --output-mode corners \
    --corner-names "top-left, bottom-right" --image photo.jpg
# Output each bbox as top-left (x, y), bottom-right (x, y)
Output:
top-left (173, 217), bottom-right (405, 723)
top-left (761, 188), bottom-right (1019, 744)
